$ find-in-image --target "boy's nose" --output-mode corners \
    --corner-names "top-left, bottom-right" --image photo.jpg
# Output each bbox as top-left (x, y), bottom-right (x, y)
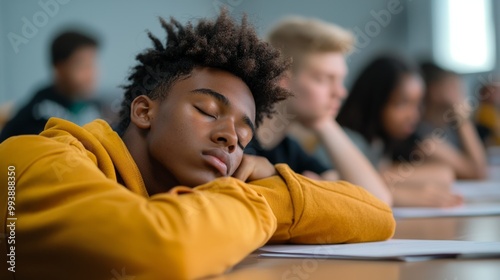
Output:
top-left (212, 123), bottom-right (238, 153)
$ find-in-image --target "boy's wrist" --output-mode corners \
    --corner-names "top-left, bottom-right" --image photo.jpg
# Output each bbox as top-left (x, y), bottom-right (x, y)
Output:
top-left (313, 118), bottom-right (339, 139)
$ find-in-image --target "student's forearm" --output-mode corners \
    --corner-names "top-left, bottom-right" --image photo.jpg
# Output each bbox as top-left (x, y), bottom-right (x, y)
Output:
top-left (250, 164), bottom-right (396, 243)
top-left (383, 163), bottom-right (462, 207)
top-left (382, 161), bottom-right (455, 188)
top-left (314, 121), bottom-right (392, 205)
top-left (457, 120), bottom-right (488, 179)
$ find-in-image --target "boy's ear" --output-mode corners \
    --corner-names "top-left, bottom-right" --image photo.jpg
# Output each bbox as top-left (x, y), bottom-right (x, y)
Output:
top-left (130, 95), bottom-right (155, 130)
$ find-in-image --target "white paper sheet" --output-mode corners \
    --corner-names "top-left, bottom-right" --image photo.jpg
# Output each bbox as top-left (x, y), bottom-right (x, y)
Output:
top-left (259, 239), bottom-right (500, 261)
top-left (488, 166), bottom-right (500, 181)
top-left (487, 147), bottom-right (500, 166)
top-left (453, 181), bottom-right (500, 201)
top-left (392, 204), bottom-right (500, 218)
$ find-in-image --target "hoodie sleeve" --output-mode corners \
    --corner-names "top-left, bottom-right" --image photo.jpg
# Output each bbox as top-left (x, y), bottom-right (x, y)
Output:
top-left (248, 164), bottom-right (395, 244)
top-left (0, 136), bottom-right (276, 280)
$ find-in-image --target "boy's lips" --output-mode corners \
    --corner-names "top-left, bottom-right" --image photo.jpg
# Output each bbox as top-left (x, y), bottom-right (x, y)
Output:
top-left (202, 149), bottom-right (231, 176)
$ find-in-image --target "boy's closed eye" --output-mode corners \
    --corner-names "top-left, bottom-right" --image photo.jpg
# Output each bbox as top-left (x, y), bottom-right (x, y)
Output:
top-left (194, 106), bottom-right (217, 119)
top-left (193, 104), bottom-right (249, 150)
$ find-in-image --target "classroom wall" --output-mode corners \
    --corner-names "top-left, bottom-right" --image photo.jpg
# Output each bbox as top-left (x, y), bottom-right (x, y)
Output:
top-left (1, 0), bottom-right (499, 106)
top-left (495, 0), bottom-right (500, 73)
top-left (407, 0), bottom-right (500, 97)
top-left (406, 0), bottom-right (433, 59)
top-left (231, 0), bottom-right (410, 87)
top-left (495, 0), bottom-right (500, 72)
top-left (0, 0), bottom-right (215, 106)
top-left (408, 0), bottom-right (500, 69)
top-left (0, 1), bottom-right (7, 104)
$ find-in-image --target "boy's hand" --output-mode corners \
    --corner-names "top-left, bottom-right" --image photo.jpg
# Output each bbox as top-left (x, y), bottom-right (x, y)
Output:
top-left (232, 155), bottom-right (277, 182)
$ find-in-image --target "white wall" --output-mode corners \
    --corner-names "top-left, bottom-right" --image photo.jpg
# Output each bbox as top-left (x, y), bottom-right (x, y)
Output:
top-left (0, 0), bottom-right (215, 106)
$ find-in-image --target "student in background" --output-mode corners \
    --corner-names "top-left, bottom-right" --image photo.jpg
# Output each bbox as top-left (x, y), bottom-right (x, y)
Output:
top-left (246, 16), bottom-right (392, 205)
top-left (0, 30), bottom-right (101, 142)
top-left (0, 102), bottom-right (13, 132)
top-left (0, 12), bottom-right (394, 279)
top-left (475, 79), bottom-right (500, 146)
top-left (335, 55), bottom-right (462, 207)
top-left (418, 62), bottom-right (487, 179)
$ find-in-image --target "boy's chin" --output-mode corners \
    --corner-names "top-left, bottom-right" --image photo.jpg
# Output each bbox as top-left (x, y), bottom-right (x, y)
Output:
top-left (176, 172), bottom-right (220, 187)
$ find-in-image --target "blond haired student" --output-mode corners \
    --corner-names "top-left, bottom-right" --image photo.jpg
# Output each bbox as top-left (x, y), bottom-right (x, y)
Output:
top-left (246, 16), bottom-right (393, 205)
top-left (0, 12), bottom-right (394, 280)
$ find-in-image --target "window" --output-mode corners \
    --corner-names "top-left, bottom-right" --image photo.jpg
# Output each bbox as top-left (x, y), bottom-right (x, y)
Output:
top-left (433, 0), bottom-right (496, 73)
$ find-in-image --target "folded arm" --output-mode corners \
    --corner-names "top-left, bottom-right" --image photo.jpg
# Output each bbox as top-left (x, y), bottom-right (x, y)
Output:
top-left (249, 164), bottom-right (396, 244)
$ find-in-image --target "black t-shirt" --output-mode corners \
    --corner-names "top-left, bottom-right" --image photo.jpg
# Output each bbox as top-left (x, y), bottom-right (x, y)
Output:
top-left (245, 136), bottom-right (329, 175)
top-left (0, 85), bottom-right (100, 142)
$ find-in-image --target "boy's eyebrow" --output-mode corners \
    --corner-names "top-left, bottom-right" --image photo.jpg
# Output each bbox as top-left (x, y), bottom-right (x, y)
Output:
top-left (190, 88), bottom-right (256, 136)
top-left (191, 88), bottom-right (230, 105)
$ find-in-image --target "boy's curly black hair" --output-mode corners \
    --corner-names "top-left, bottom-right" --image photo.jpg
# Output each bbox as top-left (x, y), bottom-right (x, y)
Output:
top-left (118, 10), bottom-right (291, 133)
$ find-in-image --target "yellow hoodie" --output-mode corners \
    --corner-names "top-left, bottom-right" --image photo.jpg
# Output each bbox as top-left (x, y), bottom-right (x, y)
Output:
top-left (0, 118), bottom-right (395, 280)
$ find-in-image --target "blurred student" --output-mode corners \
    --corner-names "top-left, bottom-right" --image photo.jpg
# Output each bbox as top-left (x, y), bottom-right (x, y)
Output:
top-left (475, 79), bottom-right (500, 146)
top-left (335, 55), bottom-right (462, 207)
top-left (246, 16), bottom-right (392, 205)
top-left (0, 30), bottom-right (101, 142)
top-left (0, 102), bottom-right (13, 132)
top-left (418, 62), bottom-right (487, 179)
top-left (0, 12), bottom-right (394, 279)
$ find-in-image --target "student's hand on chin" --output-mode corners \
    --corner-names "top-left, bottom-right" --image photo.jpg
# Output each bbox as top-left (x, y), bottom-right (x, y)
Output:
top-left (451, 101), bottom-right (473, 124)
top-left (444, 94), bottom-right (471, 123)
top-left (298, 112), bottom-right (337, 133)
top-left (232, 155), bottom-right (277, 182)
